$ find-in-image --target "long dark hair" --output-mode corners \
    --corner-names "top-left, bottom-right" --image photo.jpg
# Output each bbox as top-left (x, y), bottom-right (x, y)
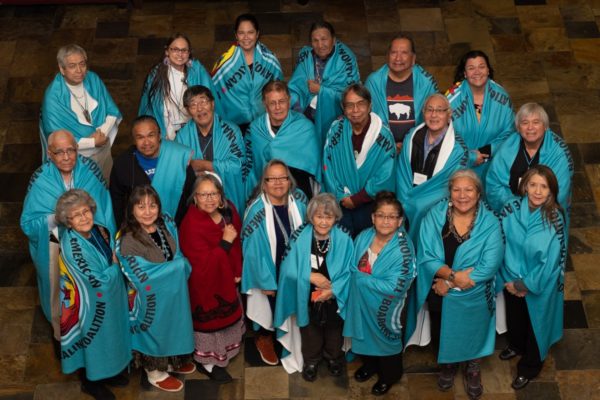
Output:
top-left (453, 50), bottom-right (495, 84)
top-left (518, 165), bottom-right (562, 224)
top-left (146, 33), bottom-right (193, 109)
top-left (121, 185), bottom-right (166, 243)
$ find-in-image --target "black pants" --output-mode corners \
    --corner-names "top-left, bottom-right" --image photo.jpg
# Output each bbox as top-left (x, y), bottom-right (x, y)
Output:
top-left (300, 313), bottom-right (344, 365)
top-left (427, 291), bottom-right (443, 354)
top-left (504, 289), bottom-right (543, 378)
top-left (289, 167), bottom-right (314, 199)
top-left (359, 353), bottom-right (403, 385)
top-left (339, 201), bottom-right (374, 238)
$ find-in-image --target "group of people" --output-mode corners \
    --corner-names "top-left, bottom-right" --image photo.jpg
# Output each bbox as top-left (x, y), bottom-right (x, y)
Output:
top-left (21, 12), bottom-right (573, 400)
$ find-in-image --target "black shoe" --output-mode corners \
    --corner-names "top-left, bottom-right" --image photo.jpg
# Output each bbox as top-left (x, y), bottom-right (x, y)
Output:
top-left (437, 363), bottom-right (458, 391)
top-left (499, 347), bottom-right (519, 361)
top-left (354, 365), bottom-right (375, 382)
top-left (511, 375), bottom-right (530, 390)
top-left (327, 359), bottom-right (343, 377)
top-left (100, 373), bottom-right (129, 387)
top-left (81, 381), bottom-right (116, 400)
top-left (371, 380), bottom-right (391, 396)
top-left (302, 364), bottom-right (318, 382)
top-left (197, 363), bottom-right (233, 383)
top-left (464, 361), bottom-right (483, 399)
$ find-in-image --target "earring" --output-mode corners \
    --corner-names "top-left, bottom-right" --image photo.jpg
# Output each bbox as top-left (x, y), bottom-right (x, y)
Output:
top-left (218, 201), bottom-right (225, 209)
top-left (163, 56), bottom-right (170, 66)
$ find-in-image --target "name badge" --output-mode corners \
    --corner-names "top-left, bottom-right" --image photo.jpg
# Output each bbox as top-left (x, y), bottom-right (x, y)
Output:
top-left (310, 254), bottom-right (319, 270)
top-left (413, 172), bottom-right (428, 186)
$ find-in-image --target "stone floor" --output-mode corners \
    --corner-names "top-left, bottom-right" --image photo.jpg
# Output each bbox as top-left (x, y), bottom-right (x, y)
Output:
top-left (1, 0), bottom-right (599, 399)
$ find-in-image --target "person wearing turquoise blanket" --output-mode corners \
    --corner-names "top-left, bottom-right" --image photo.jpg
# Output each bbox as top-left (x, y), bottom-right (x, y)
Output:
top-left (343, 191), bottom-right (416, 396)
top-left (21, 130), bottom-right (115, 342)
top-left (212, 14), bottom-right (283, 133)
top-left (323, 84), bottom-right (396, 238)
top-left (289, 21), bottom-right (360, 145)
top-left (245, 81), bottom-right (321, 199)
top-left (446, 50), bottom-right (514, 179)
top-left (497, 166), bottom-right (567, 391)
top-left (274, 194), bottom-right (353, 380)
top-left (176, 85), bottom-right (247, 214)
top-left (138, 34), bottom-right (221, 141)
top-left (117, 185), bottom-right (195, 393)
top-left (109, 115), bottom-right (196, 227)
top-left (41, 44), bottom-right (122, 180)
top-left (241, 160), bottom-right (308, 367)
top-left (365, 35), bottom-right (438, 152)
top-left (485, 102), bottom-right (573, 220)
top-left (55, 189), bottom-right (130, 400)
top-left (395, 93), bottom-right (470, 245)
top-left (404, 170), bottom-right (503, 400)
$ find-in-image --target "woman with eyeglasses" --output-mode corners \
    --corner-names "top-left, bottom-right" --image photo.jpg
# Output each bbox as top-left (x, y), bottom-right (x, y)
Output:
top-left (241, 159), bottom-right (308, 367)
top-left (55, 189), bottom-right (130, 399)
top-left (405, 169), bottom-right (503, 400)
top-left (446, 50), bottom-right (514, 178)
top-left (139, 34), bottom-right (220, 140)
top-left (117, 185), bottom-right (195, 393)
top-left (212, 14), bottom-right (283, 134)
top-left (395, 93), bottom-right (470, 246)
top-left (179, 172), bottom-right (244, 383)
top-left (343, 191), bottom-right (416, 396)
top-left (322, 83), bottom-right (396, 238)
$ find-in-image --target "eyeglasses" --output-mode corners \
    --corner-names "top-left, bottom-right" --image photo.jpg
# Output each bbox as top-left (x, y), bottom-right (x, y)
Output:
top-left (265, 176), bottom-right (289, 183)
top-left (188, 97), bottom-right (212, 108)
top-left (68, 208), bottom-right (92, 222)
top-left (65, 61), bottom-right (87, 71)
top-left (343, 100), bottom-right (369, 111)
top-left (169, 47), bottom-right (190, 54)
top-left (50, 148), bottom-right (77, 158)
top-left (424, 107), bottom-right (449, 115)
top-left (374, 213), bottom-right (400, 221)
top-left (195, 192), bottom-right (220, 200)
top-left (266, 99), bottom-right (289, 108)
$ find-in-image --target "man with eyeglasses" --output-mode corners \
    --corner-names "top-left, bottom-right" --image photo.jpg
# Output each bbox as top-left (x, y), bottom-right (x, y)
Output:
top-left (322, 83), bottom-right (396, 237)
top-left (365, 35), bottom-right (438, 153)
top-left (396, 93), bottom-right (471, 244)
top-left (21, 129), bottom-right (115, 347)
top-left (41, 44), bottom-right (122, 181)
top-left (245, 80), bottom-right (321, 199)
top-left (109, 115), bottom-right (196, 227)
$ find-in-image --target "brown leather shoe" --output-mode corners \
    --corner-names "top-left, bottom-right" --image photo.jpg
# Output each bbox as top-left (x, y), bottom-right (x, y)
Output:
top-left (255, 334), bottom-right (279, 365)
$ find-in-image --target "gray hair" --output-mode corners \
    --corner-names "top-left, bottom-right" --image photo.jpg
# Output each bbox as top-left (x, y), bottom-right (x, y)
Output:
top-left (422, 93), bottom-right (451, 114)
top-left (515, 102), bottom-right (549, 131)
top-left (261, 159), bottom-right (297, 194)
top-left (57, 44), bottom-right (87, 68)
top-left (448, 169), bottom-right (483, 196)
top-left (47, 130), bottom-right (77, 149)
top-left (55, 189), bottom-right (96, 226)
top-left (307, 193), bottom-right (342, 222)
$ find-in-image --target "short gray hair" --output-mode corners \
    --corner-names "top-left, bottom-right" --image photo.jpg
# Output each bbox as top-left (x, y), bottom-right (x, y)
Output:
top-left (55, 189), bottom-right (96, 226)
top-left (307, 193), bottom-right (342, 222)
top-left (423, 93), bottom-right (451, 114)
top-left (515, 102), bottom-right (549, 131)
top-left (47, 130), bottom-right (77, 149)
top-left (448, 169), bottom-right (483, 196)
top-left (57, 44), bottom-right (87, 68)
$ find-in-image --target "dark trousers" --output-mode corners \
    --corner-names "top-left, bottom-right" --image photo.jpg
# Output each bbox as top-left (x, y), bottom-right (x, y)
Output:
top-left (359, 353), bottom-right (404, 385)
top-left (289, 167), bottom-right (314, 199)
top-left (300, 315), bottom-right (344, 365)
top-left (427, 293), bottom-right (443, 354)
top-left (339, 201), bottom-right (374, 238)
top-left (504, 289), bottom-right (543, 378)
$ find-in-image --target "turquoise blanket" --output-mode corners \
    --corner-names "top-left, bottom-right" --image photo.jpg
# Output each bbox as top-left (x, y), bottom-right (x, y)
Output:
top-left (151, 140), bottom-right (192, 218)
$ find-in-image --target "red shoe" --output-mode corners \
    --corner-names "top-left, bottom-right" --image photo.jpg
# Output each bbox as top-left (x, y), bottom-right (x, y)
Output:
top-left (168, 362), bottom-right (196, 375)
top-left (255, 334), bottom-right (279, 366)
top-left (151, 375), bottom-right (183, 392)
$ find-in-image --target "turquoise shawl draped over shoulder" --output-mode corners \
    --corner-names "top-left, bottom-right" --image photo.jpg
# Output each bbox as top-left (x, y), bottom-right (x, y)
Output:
top-left (447, 79), bottom-right (514, 178)
top-left (41, 71), bottom-right (121, 160)
top-left (405, 200), bottom-right (504, 363)
top-left (485, 129), bottom-right (573, 215)
top-left (274, 224), bottom-right (354, 373)
top-left (212, 43), bottom-right (283, 126)
top-left (245, 111), bottom-right (321, 197)
top-left (151, 140), bottom-right (192, 218)
top-left (288, 41), bottom-right (360, 144)
top-left (343, 227), bottom-right (416, 356)
top-left (138, 59), bottom-right (220, 139)
top-left (395, 121), bottom-right (470, 244)
top-left (366, 64), bottom-right (438, 128)
top-left (323, 113), bottom-right (396, 201)
top-left (498, 197), bottom-right (566, 360)
top-left (116, 216), bottom-right (194, 357)
top-left (20, 156), bottom-right (115, 321)
top-left (58, 224), bottom-right (130, 380)
top-left (175, 114), bottom-right (247, 214)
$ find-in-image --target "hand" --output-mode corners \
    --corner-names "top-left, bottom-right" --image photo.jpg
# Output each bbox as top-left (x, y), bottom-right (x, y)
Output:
top-left (91, 130), bottom-right (108, 147)
top-left (432, 278), bottom-right (450, 297)
top-left (341, 196), bottom-right (355, 210)
top-left (262, 290), bottom-right (276, 297)
top-left (314, 288), bottom-right (333, 302)
top-left (222, 224), bottom-right (238, 243)
top-left (310, 272), bottom-right (331, 289)
top-left (308, 79), bottom-right (320, 94)
top-left (472, 150), bottom-right (489, 166)
top-left (234, 277), bottom-right (241, 284)
top-left (505, 282), bottom-right (527, 297)
top-left (396, 142), bottom-right (403, 154)
top-left (191, 159), bottom-right (213, 173)
top-left (453, 267), bottom-right (475, 290)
